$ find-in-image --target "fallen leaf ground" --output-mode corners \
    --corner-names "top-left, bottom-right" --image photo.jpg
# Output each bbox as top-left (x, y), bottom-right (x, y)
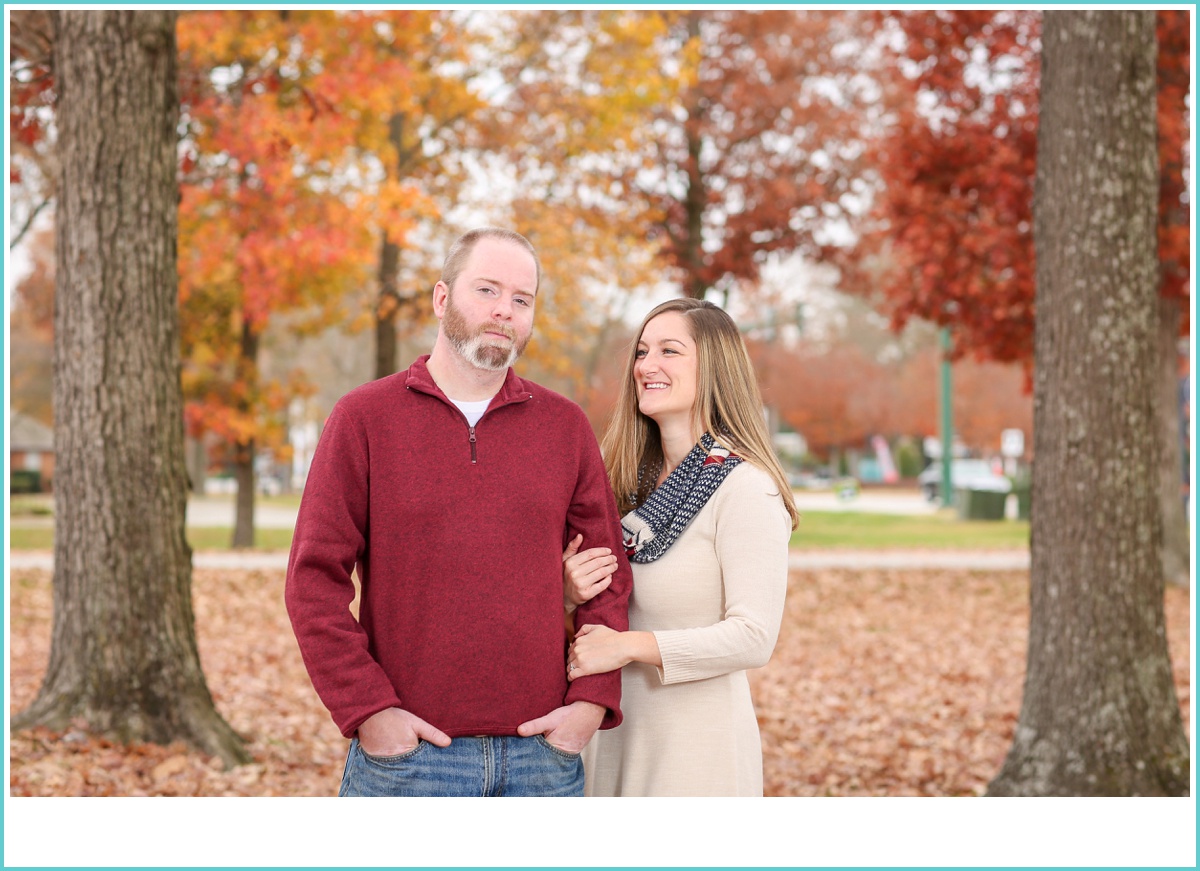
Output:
top-left (7, 564), bottom-right (1191, 797)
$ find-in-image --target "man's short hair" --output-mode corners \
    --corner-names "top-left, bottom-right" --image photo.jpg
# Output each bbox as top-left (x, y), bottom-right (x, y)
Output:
top-left (440, 227), bottom-right (541, 293)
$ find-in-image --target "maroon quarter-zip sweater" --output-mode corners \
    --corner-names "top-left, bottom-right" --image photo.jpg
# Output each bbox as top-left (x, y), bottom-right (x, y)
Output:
top-left (285, 356), bottom-right (631, 739)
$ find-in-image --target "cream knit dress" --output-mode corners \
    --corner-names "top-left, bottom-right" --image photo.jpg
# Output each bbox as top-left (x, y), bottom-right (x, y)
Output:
top-left (582, 462), bottom-right (791, 796)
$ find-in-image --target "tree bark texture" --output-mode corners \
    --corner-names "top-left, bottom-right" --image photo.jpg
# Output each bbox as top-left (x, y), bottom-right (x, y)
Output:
top-left (1156, 296), bottom-right (1190, 588)
top-left (681, 11), bottom-right (707, 301)
top-left (231, 436), bottom-right (256, 549)
top-left (13, 10), bottom-right (250, 767)
top-left (231, 322), bottom-right (259, 549)
top-left (988, 11), bottom-right (1188, 796)
top-left (374, 112), bottom-right (406, 380)
top-left (374, 231), bottom-right (401, 380)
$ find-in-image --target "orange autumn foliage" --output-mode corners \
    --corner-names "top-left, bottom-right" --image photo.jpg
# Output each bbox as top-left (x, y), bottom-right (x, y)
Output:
top-left (176, 11), bottom-right (432, 456)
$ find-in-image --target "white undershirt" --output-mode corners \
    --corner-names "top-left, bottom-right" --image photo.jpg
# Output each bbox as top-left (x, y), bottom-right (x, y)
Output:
top-left (449, 397), bottom-right (492, 427)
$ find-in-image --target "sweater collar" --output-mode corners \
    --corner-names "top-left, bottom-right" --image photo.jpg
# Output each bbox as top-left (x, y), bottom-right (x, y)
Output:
top-left (405, 354), bottom-right (533, 410)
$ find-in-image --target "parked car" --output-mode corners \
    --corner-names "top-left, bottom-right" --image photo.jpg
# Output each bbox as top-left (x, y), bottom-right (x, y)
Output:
top-left (833, 476), bottom-right (860, 500)
top-left (788, 468), bottom-right (836, 490)
top-left (918, 459), bottom-right (1011, 502)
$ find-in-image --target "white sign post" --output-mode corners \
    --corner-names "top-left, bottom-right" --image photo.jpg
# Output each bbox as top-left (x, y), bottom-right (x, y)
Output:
top-left (1001, 429), bottom-right (1025, 457)
top-left (1001, 428), bottom-right (1025, 475)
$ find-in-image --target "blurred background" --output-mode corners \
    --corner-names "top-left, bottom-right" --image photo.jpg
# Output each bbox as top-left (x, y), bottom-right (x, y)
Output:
top-left (8, 9), bottom-right (1189, 554)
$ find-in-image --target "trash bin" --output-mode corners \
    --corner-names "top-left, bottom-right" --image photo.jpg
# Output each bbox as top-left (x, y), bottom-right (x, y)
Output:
top-left (10, 470), bottom-right (41, 493)
top-left (954, 486), bottom-right (1009, 521)
top-left (1009, 475), bottom-right (1031, 521)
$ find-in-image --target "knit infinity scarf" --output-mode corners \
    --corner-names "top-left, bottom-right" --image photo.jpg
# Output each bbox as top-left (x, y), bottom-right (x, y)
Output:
top-left (621, 432), bottom-right (742, 564)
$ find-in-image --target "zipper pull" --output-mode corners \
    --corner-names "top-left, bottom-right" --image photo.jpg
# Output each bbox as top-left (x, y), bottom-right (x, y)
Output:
top-left (469, 425), bottom-right (478, 464)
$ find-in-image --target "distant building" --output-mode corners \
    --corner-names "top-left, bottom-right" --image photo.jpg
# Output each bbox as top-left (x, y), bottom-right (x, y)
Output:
top-left (10, 412), bottom-right (54, 491)
top-left (772, 428), bottom-right (807, 460)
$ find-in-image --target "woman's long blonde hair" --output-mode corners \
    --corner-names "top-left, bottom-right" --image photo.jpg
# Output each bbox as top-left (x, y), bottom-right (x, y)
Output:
top-left (600, 297), bottom-right (799, 530)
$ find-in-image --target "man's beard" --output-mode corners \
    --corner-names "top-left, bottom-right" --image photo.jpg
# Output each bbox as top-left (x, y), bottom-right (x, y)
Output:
top-left (442, 291), bottom-right (530, 372)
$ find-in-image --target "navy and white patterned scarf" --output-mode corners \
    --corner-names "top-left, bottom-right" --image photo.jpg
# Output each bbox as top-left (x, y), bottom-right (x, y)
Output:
top-left (622, 432), bottom-right (742, 564)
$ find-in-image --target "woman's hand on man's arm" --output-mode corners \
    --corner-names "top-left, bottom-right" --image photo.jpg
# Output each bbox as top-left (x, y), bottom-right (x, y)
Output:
top-left (562, 533), bottom-right (618, 610)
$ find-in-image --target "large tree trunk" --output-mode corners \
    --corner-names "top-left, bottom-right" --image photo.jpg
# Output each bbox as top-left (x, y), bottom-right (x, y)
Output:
top-left (988, 10), bottom-right (1187, 796)
top-left (1157, 295), bottom-right (1190, 588)
top-left (14, 10), bottom-right (250, 767)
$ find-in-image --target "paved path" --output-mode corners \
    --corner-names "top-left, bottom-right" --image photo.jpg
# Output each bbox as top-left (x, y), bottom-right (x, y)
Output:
top-left (791, 489), bottom-right (940, 516)
top-left (10, 495), bottom-right (301, 530)
top-left (788, 550), bottom-right (1028, 570)
top-left (10, 488), bottom-right (1029, 572)
top-left (184, 497), bottom-right (300, 529)
top-left (7, 549), bottom-right (1030, 572)
top-left (5, 550), bottom-right (297, 570)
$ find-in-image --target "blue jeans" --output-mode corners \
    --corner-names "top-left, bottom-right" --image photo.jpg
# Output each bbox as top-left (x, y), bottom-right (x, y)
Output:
top-left (338, 735), bottom-right (585, 797)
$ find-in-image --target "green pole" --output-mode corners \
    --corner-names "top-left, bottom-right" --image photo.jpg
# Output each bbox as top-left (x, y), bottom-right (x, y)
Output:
top-left (939, 327), bottom-right (954, 508)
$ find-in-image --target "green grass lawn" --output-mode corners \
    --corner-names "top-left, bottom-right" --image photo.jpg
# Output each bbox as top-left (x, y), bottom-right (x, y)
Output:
top-left (248, 492), bottom-right (304, 509)
top-left (8, 495), bottom-right (54, 517)
top-left (9, 526), bottom-right (294, 551)
top-left (791, 510), bottom-right (1030, 549)
top-left (12, 510), bottom-right (1029, 552)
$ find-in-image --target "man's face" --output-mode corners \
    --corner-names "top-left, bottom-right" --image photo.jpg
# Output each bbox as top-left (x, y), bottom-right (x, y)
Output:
top-left (436, 238), bottom-right (537, 372)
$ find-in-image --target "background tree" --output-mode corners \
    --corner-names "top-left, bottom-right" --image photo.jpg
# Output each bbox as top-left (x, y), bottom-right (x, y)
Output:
top-left (9, 226), bottom-right (56, 426)
top-left (844, 10), bottom-right (1041, 364)
top-left (988, 10), bottom-right (1187, 796)
top-left (761, 338), bottom-right (1032, 468)
top-left (765, 343), bottom-right (885, 466)
top-left (177, 10), bottom-right (406, 546)
top-left (477, 10), bottom-right (678, 402)
top-left (340, 10), bottom-right (487, 380)
top-left (279, 10), bottom-right (672, 391)
top-left (12, 10), bottom-right (249, 766)
top-left (482, 10), bottom-right (882, 406)
top-left (599, 10), bottom-right (879, 303)
top-left (848, 9), bottom-right (1191, 584)
top-left (8, 11), bottom-right (56, 251)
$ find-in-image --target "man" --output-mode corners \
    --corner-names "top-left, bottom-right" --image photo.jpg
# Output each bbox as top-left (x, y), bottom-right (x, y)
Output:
top-left (286, 227), bottom-right (632, 797)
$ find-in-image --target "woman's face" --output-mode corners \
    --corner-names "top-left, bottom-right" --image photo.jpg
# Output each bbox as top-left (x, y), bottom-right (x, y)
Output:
top-left (633, 311), bottom-right (699, 427)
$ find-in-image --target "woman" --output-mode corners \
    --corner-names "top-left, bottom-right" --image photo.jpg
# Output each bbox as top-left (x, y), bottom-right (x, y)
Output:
top-left (564, 297), bottom-right (799, 796)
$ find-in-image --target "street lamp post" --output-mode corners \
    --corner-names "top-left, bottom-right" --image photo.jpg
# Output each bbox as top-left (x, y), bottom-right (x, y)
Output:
top-left (939, 326), bottom-right (954, 508)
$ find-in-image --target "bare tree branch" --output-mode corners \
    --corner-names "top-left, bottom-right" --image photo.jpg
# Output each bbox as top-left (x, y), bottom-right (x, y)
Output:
top-left (10, 197), bottom-right (54, 251)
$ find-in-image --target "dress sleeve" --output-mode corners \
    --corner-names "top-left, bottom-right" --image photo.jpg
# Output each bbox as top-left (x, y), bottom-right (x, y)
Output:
top-left (652, 465), bottom-right (791, 685)
top-left (562, 406), bottom-right (632, 728)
